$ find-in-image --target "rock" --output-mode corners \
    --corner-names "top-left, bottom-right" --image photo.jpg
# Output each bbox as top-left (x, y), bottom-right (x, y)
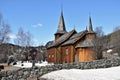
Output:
top-left (1, 77), bottom-right (7, 80)
top-left (18, 71), bottom-right (23, 76)
top-left (24, 71), bottom-right (29, 76)
top-left (19, 78), bottom-right (25, 80)
top-left (13, 75), bottom-right (18, 80)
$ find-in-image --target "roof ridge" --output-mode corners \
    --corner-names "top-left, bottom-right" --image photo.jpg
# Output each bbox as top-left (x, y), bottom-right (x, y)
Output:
top-left (54, 29), bottom-right (76, 47)
top-left (62, 30), bottom-right (87, 46)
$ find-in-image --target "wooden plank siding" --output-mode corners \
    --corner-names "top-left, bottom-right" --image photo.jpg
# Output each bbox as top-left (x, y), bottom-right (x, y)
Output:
top-left (47, 48), bottom-right (56, 63)
top-left (55, 46), bottom-right (62, 63)
top-left (61, 45), bottom-right (74, 63)
top-left (86, 34), bottom-right (96, 39)
top-left (77, 48), bottom-right (95, 62)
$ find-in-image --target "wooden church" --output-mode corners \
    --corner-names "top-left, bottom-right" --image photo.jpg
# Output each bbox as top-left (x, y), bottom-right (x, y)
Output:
top-left (47, 11), bottom-right (96, 63)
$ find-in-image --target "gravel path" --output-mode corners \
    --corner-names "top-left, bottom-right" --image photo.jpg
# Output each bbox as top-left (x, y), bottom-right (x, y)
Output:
top-left (0, 63), bottom-right (21, 72)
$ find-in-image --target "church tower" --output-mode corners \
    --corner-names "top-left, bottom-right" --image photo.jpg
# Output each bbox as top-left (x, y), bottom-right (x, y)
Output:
top-left (86, 16), bottom-right (96, 39)
top-left (54, 11), bottom-right (67, 42)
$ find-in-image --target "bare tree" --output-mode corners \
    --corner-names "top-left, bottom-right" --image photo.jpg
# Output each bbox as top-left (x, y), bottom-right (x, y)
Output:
top-left (25, 31), bottom-right (33, 61)
top-left (92, 26), bottom-right (109, 59)
top-left (14, 27), bottom-right (33, 61)
top-left (26, 31), bottom-right (32, 47)
top-left (0, 14), bottom-right (11, 63)
top-left (15, 27), bottom-right (25, 50)
top-left (113, 26), bottom-right (120, 32)
top-left (14, 27), bottom-right (26, 61)
top-left (0, 14), bottom-right (11, 44)
top-left (29, 48), bottom-right (37, 67)
top-left (112, 27), bottom-right (120, 56)
top-left (95, 26), bottom-right (104, 37)
top-left (36, 47), bottom-right (43, 62)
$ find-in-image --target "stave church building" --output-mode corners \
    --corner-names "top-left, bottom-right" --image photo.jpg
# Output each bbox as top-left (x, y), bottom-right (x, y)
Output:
top-left (47, 11), bottom-right (96, 63)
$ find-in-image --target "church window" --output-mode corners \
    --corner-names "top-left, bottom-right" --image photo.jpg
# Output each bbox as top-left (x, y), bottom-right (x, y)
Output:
top-left (52, 54), bottom-right (54, 58)
top-left (49, 55), bottom-right (51, 58)
top-left (66, 48), bottom-right (68, 55)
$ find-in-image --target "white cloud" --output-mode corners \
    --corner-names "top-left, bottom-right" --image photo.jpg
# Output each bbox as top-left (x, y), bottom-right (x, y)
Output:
top-left (6, 34), bottom-right (17, 39)
top-left (32, 38), bottom-right (39, 42)
top-left (32, 23), bottom-right (43, 28)
top-left (32, 38), bottom-right (44, 46)
top-left (32, 38), bottom-right (40, 46)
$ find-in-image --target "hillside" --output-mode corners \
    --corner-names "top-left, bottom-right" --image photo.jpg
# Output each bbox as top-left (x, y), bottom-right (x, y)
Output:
top-left (104, 29), bottom-right (120, 55)
top-left (0, 43), bottom-right (47, 63)
top-left (107, 29), bottom-right (120, 47)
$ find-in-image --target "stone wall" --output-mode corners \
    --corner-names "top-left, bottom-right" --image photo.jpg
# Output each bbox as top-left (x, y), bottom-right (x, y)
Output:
top-left (1, 57), bottom-right (120, 80)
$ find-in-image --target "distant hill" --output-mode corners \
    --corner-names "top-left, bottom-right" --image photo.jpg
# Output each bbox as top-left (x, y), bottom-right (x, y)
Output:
top-left (106, 29), bottom-right (120, 48)
top-left (0, 43), bottom-right (47, 63)
top-left (102, 29), bottom-right (120, 57)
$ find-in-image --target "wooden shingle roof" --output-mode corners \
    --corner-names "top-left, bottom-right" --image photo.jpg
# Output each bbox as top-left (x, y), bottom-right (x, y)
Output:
top-left (47, 29), bottom-right (76, 48)
top-left (62, 30), bottom-right (87, 46)
top-left (46, 41), bottom-right (54, 48)
top-left (75, 39), bottom-right (94, 48)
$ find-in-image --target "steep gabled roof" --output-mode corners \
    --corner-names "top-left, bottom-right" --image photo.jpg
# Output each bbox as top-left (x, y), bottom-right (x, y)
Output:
top-left (55, 11), bottom-right (67, 35)
top-left (75, 39), bottom-right (94, 48)
top-left (62, 30), bottom-right (87, 46)
top-left (45, 41), bottom-right (54, 48)
top-left (47, 29), bottom-right (76, 49)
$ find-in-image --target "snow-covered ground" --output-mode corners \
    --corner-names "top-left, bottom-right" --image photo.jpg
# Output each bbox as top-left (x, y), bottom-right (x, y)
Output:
top-left (13, 61), bottom-right (120, 80)
top-left (41, 66), bottom-right (120, 80)
top-left (13, 61), bottom-right (53, 68)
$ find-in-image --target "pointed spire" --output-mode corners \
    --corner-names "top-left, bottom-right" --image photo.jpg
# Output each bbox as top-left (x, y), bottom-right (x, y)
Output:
top-left (74, 25), bottom-right (76, 30)
top-left (55, 10), bottom-right (67, 34)
top-left (86, 26), bottom-right (88, 31)
top-left (88, 16), bottom-right (94, 33)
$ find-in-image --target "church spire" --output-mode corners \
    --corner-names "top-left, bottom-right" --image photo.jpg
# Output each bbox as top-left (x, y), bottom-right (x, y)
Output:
top-left (86, 26), bottom-right (88, 31)
top-left (86, 16), bottom-right (96, 39)
top-left (88, 16), bottom-right (94, 33)
top-left (54, 11), bottom-right (67, 42)
top-left (55, 11), bottom-right (67, 34)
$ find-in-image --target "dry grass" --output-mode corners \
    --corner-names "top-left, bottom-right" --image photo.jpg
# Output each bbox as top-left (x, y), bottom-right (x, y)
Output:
top-left (0, 63), bottom-right (21, 72)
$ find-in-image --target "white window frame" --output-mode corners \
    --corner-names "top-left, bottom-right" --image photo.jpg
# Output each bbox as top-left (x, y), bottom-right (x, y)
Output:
top-left (49, 55), bottom-right (51, 58)
top-left (52, 54), bottom-right (54, 58)
top-left (66, 48), bottom-right (68, 55)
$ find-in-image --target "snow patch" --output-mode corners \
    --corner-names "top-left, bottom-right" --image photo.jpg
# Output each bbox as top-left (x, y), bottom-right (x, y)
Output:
top-left (14, 61), bottom-right (53, 68)
top-left (42, 66), bottom-right (120, 80)
top-left (107, 49), bottom-right (112, 53)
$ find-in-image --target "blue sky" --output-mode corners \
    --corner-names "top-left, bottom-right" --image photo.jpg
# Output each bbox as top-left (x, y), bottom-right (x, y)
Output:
top-left (0, 0), bottom-right (120, 46)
